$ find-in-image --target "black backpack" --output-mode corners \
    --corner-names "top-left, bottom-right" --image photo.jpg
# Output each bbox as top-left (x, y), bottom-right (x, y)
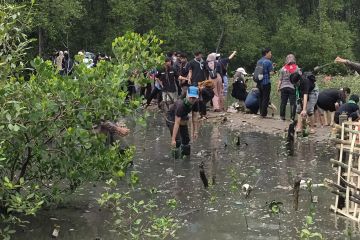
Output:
top-left (253, 61), bottom-right (264, 83)
top-left (231, 78), bottom-right (247, 100)
top-left (303, 72), bottom-right (316, 82)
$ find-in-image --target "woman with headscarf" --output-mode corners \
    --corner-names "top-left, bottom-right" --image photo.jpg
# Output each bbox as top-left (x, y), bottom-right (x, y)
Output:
top-left (55, 51), bottom-right (64, 71)
top-left (206, 53), bottom-right (224, 112)
top-left (277, 54), bottom-right (301, 121)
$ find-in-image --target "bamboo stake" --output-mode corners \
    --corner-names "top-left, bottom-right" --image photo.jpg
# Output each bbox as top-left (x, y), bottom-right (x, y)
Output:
top-left (346, 135), bottom-right (357, 212)
top-left (335, 124), bottom-right (360, 134)
top-left (330, 159), bottom-right (360, 175)
top-left (333, 139), bottom-right (360, 149)
top-left (331, 190), bottom-right (360, 205)
top-left (325, 179), bottom-right (360, 201)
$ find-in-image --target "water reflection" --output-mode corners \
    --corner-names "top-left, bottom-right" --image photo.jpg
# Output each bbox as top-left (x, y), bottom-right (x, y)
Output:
top-left (12, 115), bottom-right (359, 240)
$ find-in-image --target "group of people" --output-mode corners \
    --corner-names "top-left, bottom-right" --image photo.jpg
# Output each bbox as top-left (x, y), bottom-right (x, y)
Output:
top-left (52, 50), bottom-right (110, 75)
top-left (231, 50), bottom-right (360, 135)
top-left (51, 47), bottom-right (360, 157)
top-left (142, 50), bottom-right (237, 156)
top-left (143, 51), bottom-right (237, 116)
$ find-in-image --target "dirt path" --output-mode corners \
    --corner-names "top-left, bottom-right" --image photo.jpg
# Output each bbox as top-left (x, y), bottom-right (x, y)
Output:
top-left (205, 111), bottom-right (333, 143)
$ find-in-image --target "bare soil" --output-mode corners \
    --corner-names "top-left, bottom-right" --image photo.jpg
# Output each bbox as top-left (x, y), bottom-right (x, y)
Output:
top-left (205, 110), bottom-right (333, 143)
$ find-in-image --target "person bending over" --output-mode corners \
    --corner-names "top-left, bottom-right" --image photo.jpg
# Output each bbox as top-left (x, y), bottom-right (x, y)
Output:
top-left (290, 72), bottom-right (319, 134)
top-left (334, 94), bottom-right (360, 124)
top-left (166, 86), bottom-right (200, 156)
top-left (317, 87), bottom-right (350, 125)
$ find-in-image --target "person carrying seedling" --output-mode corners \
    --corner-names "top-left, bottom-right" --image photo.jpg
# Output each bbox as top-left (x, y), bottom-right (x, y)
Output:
top-left (290, 71), bottom-right (319, 134)
top-left (166, 86), bottom-right (200, 157)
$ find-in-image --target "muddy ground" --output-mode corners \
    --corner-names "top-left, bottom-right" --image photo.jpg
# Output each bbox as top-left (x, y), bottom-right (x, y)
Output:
top-left (205, 110), bottom-right (333, 143)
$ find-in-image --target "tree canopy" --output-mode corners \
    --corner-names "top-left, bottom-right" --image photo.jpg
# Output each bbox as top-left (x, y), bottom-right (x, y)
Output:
top-left (8, 0), bottom-right (359, 73)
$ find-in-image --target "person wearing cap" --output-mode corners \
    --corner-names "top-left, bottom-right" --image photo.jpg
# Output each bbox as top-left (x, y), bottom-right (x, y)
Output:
top-left (277, 54), bottom-right (300, 121)
top-left (166, 86), bottom-right (200, 156)
top-left (231, 67), bottom-right (248, 105)
top-left (334, 94), bottom-right (360, 124)
top-left (206, 53), bottom-right (224, 112)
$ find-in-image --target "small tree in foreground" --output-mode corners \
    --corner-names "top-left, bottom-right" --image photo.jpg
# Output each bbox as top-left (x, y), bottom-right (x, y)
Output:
top-left (0, 3), bottom-right (164, 238)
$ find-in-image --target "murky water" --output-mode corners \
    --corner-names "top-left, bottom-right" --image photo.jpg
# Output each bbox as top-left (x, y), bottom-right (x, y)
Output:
top-left (12, 113), bottom-right (360, 239)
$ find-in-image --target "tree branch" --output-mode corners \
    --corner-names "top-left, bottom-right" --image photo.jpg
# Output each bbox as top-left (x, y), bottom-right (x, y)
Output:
top-left (16, 133), bottom-right (32, 184)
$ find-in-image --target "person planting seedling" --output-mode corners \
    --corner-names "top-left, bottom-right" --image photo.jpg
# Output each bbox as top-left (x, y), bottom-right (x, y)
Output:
top-left (290, 72), bottom-right (319, 134)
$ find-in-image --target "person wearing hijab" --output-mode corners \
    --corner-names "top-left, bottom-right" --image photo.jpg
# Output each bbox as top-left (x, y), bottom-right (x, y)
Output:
top-left (206, 53), bottom-right (224, 112)
top-left (277, 54), bottom-right (301, 121)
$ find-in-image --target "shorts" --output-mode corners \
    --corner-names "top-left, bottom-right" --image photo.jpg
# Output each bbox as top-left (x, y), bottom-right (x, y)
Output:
top-left (296, 87), bottom-right (319, 116)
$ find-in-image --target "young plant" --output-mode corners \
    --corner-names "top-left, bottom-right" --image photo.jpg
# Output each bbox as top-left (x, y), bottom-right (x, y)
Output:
top-left (299, 179), bottom-right (324, 240)
top-left (267, 200), bottom-right (283, 239)
top-left (98, 179), bottom-right (180, 239)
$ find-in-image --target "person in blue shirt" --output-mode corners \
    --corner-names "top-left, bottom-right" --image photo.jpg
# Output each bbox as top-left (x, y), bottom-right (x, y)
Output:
top-left (256, 48), bottom-right (274, 118)
top-left (245, 88), bottom-right (260, 114)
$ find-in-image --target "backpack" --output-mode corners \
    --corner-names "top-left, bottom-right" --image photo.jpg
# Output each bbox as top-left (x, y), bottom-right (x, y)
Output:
top-left (231, 77), bottom-right (247, 100)
top-left (303, 71), bottom-right (316, 82)
top-left (253, 61), bottom-right (264, 83)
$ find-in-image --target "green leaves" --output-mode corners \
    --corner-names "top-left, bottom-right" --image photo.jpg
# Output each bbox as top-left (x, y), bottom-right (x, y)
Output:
top-left (112, 31), bottom-right (163, 77)
top-left (0, 28), bottom-right (161, 238)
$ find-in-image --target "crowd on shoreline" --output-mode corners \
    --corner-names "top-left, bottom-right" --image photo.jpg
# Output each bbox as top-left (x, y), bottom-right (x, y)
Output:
top-left (50, 48), bottom-right (360, 156)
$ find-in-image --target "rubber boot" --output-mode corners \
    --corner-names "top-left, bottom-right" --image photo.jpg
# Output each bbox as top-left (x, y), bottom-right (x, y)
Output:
top-left (180, 144), bottom-right (191, 156)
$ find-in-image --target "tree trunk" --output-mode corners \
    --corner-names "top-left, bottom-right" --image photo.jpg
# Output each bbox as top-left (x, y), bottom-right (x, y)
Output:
top-left (38, 27), bottom-right (44, 57)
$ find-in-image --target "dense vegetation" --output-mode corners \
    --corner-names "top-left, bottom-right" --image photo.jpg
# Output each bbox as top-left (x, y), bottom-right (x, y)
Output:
top-left (1, 0), bottom-right (360, 238)
top-left (0, 1), bottom-right (165, 238)
top-left (7, 0), bottom-right (360, 74)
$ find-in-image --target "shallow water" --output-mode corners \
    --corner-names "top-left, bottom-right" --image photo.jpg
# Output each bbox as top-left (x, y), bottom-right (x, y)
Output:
top-left (12, 114), bottom-right (360, 239)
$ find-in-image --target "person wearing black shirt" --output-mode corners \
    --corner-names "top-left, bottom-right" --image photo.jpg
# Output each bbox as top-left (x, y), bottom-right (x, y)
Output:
top-left (317, 88), bottom-right (350, 125)
top-left (156, 57), bottom-right (178, 104)
top-left (177, 53), bottom-right (190, 98)
top-left (188, 51), bottom-right (206, 86)
top-left (334, 94), bottom-right (360, 124)
top-left (290, 72), bottom-right (319, 134)
top-left (166, 86), bottom-right (200, 156)
top-left (217, 51), bottom-right (236, 97)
